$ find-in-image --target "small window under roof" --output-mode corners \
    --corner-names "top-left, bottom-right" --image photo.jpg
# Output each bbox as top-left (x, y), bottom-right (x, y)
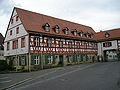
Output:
top-left (62, 27), bottom-right (69, 34)
top-left (42, 23), bottom-right (50, 32)
top-left (105, 32), bottom-right (110, 38)
top-left (71, 29), bottom-right (77, 36)
top-left (78, 31), bottom-right (83, 37)
top-left (53, 25), bottom-right (59, 33)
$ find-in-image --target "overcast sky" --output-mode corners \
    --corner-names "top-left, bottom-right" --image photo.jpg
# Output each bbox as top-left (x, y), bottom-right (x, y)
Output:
top-left (0, 0), bottom-right (120, 36)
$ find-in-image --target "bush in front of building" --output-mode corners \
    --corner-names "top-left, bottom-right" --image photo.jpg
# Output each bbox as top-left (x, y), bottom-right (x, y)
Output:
top-left (0, 60), bottom-right (14, 71)
top-left (0, 60), bottom-right (9, 71)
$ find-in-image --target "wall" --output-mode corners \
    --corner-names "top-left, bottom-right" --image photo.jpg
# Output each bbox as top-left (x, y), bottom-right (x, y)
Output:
top-left (4, 9), bottom-right (29, 56)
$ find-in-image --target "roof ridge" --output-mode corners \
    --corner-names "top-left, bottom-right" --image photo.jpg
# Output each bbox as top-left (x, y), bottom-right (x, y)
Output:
top-left (15, 7), bottom-right (93, 29)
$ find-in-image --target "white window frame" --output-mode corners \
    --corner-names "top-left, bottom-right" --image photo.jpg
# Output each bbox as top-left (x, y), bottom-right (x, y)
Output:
top-left (21, 56), bottom-right (25, 66)
top-left (34, 56), bottom-right (39, 65)
top-left (48, 55), bottom-right (53, 64)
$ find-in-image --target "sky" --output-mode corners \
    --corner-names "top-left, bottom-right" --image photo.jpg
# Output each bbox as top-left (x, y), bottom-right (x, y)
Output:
top-left (0, 0), bottom-right (120, 36)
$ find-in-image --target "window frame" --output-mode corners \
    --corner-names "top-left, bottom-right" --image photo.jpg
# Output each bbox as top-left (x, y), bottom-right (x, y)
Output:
top-left (16, 27), bottom-right (19, 34)
top-left (47, 38), bottom-right (52, 48)
top-left (53, 25), bottom-right (59, 33)
top-left (34, 56), bottom-right (39, 65)
top-left (48, 55), bottom-right (53, 64)
top-left (43, 23), bottom-right (50, 32)
top-left (21, 37), bottom-right (25, 48)
top-left (7, 42), bottom-right (10, 50)
top-left (10, 30), bottom-right (12, 35)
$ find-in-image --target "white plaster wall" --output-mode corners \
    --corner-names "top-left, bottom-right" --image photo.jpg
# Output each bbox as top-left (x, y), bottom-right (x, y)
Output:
top-left (97, 43), bottom-right (103, 56)
top-left (5, 9), bottom-right (28, 42)
top-left (5, 24), bottom-right (28, 41)
top-left (8, 9), bottom-right (21, 30)
top-left (4, 8), bottom-right (29, 56)
top-left (4, 35), bottom-right (29, 56)
top-left (97, 40), bottom-right (118, 56)
top-left (102, 40), bottom-right (118, 50)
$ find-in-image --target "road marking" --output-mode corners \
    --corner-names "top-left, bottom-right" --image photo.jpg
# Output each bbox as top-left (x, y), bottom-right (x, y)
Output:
top-left (0, 80), bottom-right (12, 84)
top-left (3, 70), bottom-right (58, 90)
top-left (12, 64), bottom-right (96, 90)
top-left (0, 77), bottom-right (9, 79)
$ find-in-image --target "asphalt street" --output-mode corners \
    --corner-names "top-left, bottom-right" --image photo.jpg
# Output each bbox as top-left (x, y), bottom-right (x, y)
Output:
top-left (1, 61), bottom-right (120, 90)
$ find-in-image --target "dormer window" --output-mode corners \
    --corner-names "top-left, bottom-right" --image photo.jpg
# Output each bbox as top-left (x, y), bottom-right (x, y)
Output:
top-left (84, 32), bottom-right (89, 38)
top-left (78, 31), bottom-right (83, 37)
top-left (53, 25), bottom-right (59, 33)
top-left (43, 23), bottom-right (50, 32)
top-left (71, 29), bottom-right (77, 36)
top-left (105, 32), bottom-right (110, 38)
top-left (89, 33), bottom-right (94, 38)
top-left (62, 27), bottom-right (69, 34)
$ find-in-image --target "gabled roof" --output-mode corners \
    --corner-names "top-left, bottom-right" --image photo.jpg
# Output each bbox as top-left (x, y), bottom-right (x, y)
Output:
top-left (94, 28), bottom-right (120, 42)
top-left (15, 7), bottom-right (95, 41)
top-left (0, 33), bottom-right (4, 50)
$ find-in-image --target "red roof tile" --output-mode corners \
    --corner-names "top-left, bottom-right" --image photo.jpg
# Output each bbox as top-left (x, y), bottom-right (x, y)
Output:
top-left (15, 7), bottom-right (95, 40)
top-left (94, 28), bottom-right (120, 41)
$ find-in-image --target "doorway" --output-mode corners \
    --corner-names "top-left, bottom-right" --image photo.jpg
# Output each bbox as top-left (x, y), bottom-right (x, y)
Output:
top-left (59, 55), bottom-right (63, 66)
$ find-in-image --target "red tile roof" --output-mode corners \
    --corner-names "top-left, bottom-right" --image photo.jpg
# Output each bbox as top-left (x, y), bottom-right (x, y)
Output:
top-left (94, 28), bottom-right (120, 41)
top-left (15, 7), bottom-right (95, 41)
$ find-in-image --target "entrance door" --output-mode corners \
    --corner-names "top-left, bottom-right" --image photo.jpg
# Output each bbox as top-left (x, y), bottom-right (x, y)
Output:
top-left (104, 50), bottom-right (118, 62)
top-left (59, 55), bottom-right (63, 66)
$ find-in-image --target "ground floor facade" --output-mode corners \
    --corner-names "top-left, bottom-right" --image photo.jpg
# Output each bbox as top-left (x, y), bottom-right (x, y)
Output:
top-left (5, 53), bottom-right (97, 70)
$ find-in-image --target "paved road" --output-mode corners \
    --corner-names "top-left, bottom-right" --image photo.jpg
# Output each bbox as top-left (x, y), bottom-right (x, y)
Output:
top-left (1, 62), bottom-right (120, 90)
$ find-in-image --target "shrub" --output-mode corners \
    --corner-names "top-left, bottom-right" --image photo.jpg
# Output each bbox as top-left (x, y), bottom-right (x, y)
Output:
top-left (0, 60), bottom-right (9, 71)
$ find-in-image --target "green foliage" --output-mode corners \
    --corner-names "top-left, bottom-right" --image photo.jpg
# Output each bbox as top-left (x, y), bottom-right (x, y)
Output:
top-left (0, 60), bottom-right (14, 71)
top-left (0, 60), bottom-right (9, 71)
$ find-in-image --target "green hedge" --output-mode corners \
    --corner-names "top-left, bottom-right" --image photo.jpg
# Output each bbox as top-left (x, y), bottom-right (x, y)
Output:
top-left (0, 60), bottom-right (14, 71)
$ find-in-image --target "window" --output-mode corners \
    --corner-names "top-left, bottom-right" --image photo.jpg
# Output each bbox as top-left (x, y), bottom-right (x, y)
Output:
top-left (43, 23), bottom-right (50, 32)
top-left (12, 40), bottom-right (18, 49)
top-left (53, 25), bottom-right (59, 33)
top-left (21, 37), bottom-right (25, 48)
top-left (16, 27), bottom-right (19, 34)
top-left (84, 33), bottom-right (89, 38)
top-left (76, 42), bottom-right (80, 48)
top-left (16, 40), bottom-right (18, 49)
top-left (21, 56), bottom-right (26, 66)
top-left (78, 32), bottom-right (83, 37)
top-left (10, 30), bottom-right (12, 35)
top-left (68, 42), bottom-right (72, 48)
top-left (11, 18), bottom-right (13, 24)
top-left (89, 33), bottom-right (94, 38)
top-left (48, 55), bottom-right (53, 64)
top-left (59, 41), bottom-right (63, 48)
top-left (16, 16), bottom-right (19, 21)
top-left (47, 38), bottom-right (52, 47)
top-left (105, 32), bottom-right (110, 38)
top-left (72, 30), bottom-right (77, 36)
top-left (34, 56), bottom-right (39, 65)
top-left (103, 42), bottom-right (112, 47)
top-left (7, 42), bottom-right (10, 50)
top-left (34, 37), bottom-right (40, 46)
top-left (63, 27), bottom-right (69, 34)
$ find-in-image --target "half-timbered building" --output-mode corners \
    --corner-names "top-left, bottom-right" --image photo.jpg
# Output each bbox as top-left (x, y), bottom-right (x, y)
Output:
top-left (4, 7), bottom-right (97, 70)
top-left (95, 28), bottom-right (120, 62)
